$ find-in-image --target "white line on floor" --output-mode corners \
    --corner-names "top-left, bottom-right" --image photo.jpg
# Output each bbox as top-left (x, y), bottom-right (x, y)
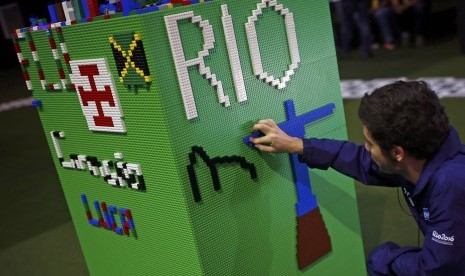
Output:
top-left (0, 97), bottom-right (33, 113)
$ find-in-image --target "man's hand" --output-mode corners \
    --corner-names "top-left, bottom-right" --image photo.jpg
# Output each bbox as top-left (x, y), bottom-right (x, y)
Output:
top-left (250, 119), bottom-right (303, 154)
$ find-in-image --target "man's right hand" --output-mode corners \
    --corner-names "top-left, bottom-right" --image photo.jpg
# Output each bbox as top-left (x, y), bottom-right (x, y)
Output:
top-left (250, 119), bottom-right (304, 154)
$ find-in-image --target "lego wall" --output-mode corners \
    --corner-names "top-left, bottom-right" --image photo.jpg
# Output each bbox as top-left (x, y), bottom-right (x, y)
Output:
top-left (14, 0), bottom-right (366, 274)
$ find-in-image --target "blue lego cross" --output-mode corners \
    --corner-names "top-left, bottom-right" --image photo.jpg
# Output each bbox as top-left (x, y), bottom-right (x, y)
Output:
top-left (245, 100), bottom-right (335, 217)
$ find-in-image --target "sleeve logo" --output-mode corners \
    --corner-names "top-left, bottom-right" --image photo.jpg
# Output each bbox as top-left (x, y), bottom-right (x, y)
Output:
top-left (432, 230), bottom-right (455, 246)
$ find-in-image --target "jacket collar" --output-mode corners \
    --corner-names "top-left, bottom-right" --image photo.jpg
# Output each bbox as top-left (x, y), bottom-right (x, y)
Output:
top-left (413, 127), bottom-right (463, 197)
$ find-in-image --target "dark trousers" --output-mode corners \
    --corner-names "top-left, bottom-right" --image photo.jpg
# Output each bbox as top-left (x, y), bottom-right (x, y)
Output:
top-left (339, 0), bottom-right (372, 56)
top-left (397, 2), bottom-right (427, 36)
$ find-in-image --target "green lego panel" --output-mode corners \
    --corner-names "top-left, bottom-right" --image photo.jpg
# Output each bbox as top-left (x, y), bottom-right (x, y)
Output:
top-left (16, 0), bottom-right (366, 275)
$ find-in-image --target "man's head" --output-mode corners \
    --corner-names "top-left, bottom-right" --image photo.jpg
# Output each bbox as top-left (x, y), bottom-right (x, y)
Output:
top-left (358, 81), bottom-right (449, 165)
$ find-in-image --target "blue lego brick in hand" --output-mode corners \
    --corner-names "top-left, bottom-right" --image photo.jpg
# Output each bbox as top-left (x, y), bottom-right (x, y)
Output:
top-left (243, 131), bottom-right (265, 148)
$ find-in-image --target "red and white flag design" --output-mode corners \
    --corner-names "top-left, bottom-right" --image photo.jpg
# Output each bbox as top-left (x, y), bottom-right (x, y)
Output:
top-left (69, 58), bottom-right (126, 133)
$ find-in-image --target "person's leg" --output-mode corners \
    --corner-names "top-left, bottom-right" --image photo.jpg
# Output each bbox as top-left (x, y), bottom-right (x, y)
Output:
top-left (353, 1), bottom-right (373, 56)
top-left (374, 7), bottom-right (395, 47)
top-left (395, 8), bottom-right (411, 47)
top-left (412, 2), bottom-right (427, 46)
top-left (340, 0), bottom-right (355, 56)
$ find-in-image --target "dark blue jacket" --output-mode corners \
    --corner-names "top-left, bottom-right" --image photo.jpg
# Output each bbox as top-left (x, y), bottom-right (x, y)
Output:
top-left (298, 127), bottom-right (465, 275)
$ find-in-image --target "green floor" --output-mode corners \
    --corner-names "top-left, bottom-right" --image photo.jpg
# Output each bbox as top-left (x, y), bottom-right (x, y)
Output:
top-left (1, 35), bottom-right (464, 275)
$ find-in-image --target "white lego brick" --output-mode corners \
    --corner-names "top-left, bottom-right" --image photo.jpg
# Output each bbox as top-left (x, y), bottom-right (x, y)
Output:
top-left (51, 49), bottom-right (59, 60)
top-left (87, 161), bottom-right (100, 176)
top-left (114, 152), bottom-right (123, 159)
top-left (62, 160), bottom-right (76, 168)
top-left (76, 155), bottom-right (87, 170)
top-left (60, 43), bottom-right (68, 53)
top-left (50, 131), bottom-right (64, 158)
top-left (32, 51), bottom-right (39, 62)
top-left (221, 4), bottom-right (247, 102)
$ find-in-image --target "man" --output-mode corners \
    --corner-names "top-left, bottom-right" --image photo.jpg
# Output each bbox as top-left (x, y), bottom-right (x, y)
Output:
top-left (250, 81), bottom-right (465, 275)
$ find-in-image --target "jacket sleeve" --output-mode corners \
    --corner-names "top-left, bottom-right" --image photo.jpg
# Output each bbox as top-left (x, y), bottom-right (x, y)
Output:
top-left (368, 173), bottom-right (465, 275)
top-left (298, 138), bottom-right (400, 187)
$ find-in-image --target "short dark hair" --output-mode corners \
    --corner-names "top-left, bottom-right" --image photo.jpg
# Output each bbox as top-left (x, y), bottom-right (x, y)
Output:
top-left (358, 80), bottom-right (449, 159)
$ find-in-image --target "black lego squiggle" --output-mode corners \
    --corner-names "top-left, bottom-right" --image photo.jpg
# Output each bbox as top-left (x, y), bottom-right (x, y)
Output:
top-left (186, 146), bottom-right (257, 202)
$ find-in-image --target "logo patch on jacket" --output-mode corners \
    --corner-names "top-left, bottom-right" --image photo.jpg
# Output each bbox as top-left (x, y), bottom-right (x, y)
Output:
top-left (432, 231), bottom-right (454, 246)
top-left (423, 207), bottom-right (430, 221)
